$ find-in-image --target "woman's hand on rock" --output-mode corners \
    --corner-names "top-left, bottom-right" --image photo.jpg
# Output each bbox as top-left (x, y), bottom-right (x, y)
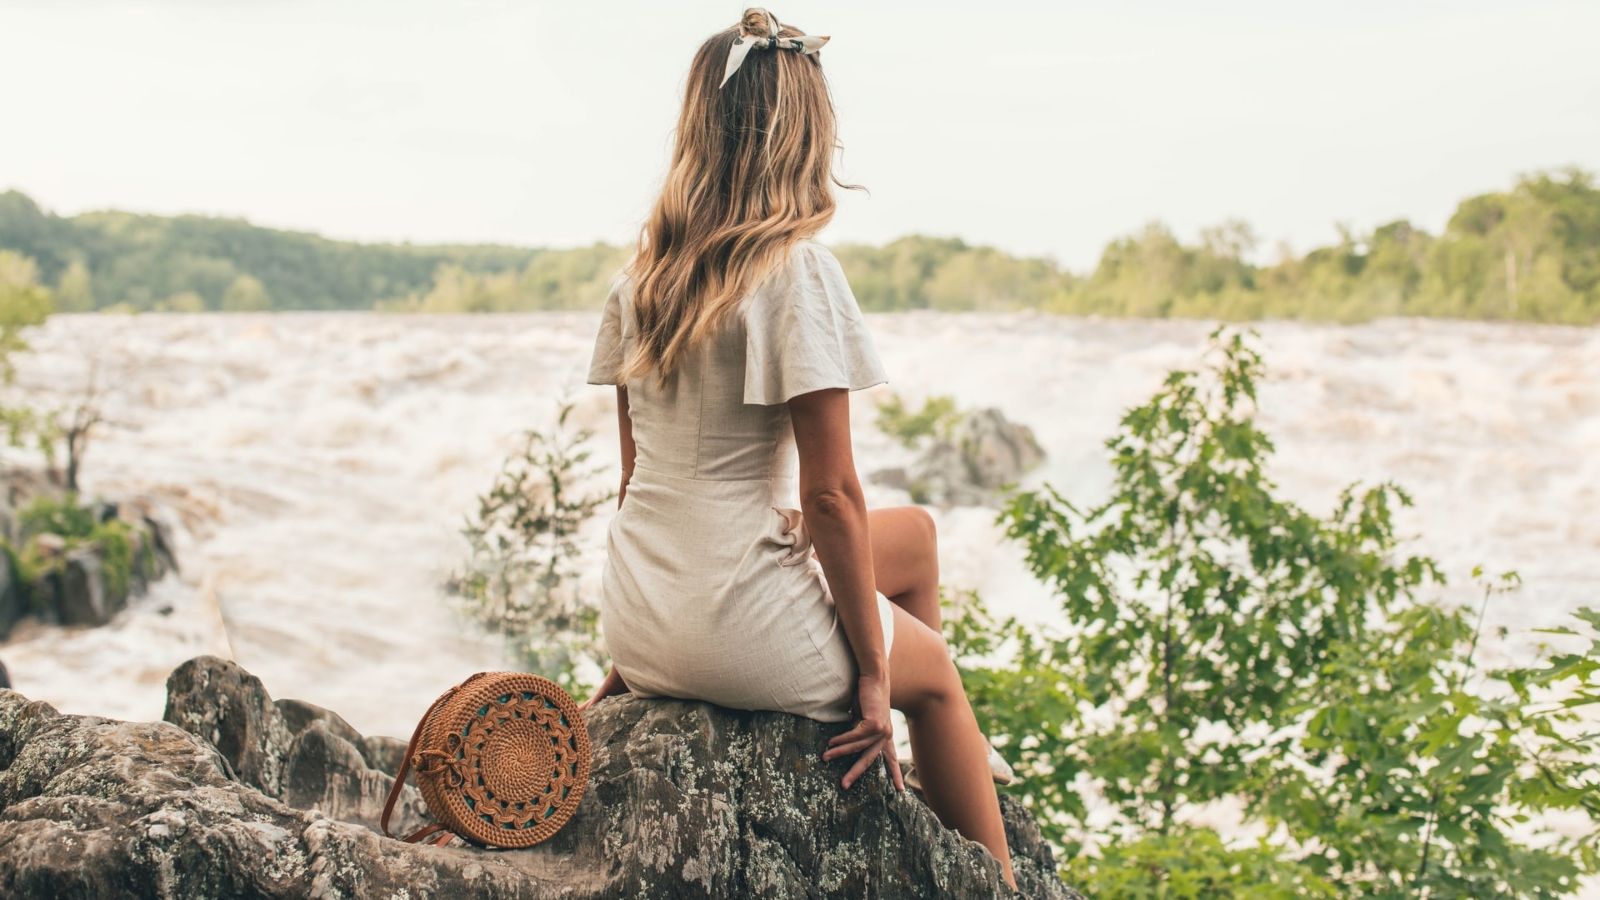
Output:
top-left (578, 663), bottom-right (630, 715)
top-left (822, 672), bottom-right (904, 792)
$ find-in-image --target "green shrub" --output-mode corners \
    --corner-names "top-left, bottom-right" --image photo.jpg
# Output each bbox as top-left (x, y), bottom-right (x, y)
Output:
top-left (88, 520), bottom-right (133, 597)
top-left (1062, 826), bottom-right (1337, 898)
top-left (874, 392), bottom-right (962, 450)
top-left (447, 397), bottom-right (615, 695)
top-left (948, 327), bottom-right (1600, 896)
top-left (17, 493), bottom-right (97, 541)
top-left (7, 495), bottom-right (138, 603)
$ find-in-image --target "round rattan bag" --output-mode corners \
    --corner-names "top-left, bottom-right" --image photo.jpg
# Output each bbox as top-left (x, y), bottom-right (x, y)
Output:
top-left (381, 671), bottom-right (591, 849)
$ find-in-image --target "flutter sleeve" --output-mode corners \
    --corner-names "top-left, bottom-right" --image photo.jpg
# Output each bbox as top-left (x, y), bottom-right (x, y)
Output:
top-left (742, 242), bottom-right (889, 405)
top-left (585, 272), bottom-right (630, 386)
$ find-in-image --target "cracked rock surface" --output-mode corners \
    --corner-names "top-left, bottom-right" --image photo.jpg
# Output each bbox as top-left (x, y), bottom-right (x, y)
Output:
top-left (0, 655), bottom-right (1081, 899)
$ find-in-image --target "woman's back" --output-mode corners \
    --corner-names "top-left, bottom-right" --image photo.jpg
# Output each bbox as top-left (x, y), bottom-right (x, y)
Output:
top-left (579, 10), bottom-right (1020, 886)
top-left (589, 240), bottom-right (885, 484)
top-left (585, 239), bottom-right (893, 722)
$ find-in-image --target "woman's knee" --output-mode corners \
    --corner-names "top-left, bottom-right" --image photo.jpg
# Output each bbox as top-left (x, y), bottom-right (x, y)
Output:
top-left (893, 505), bottom-right (939, 577)
top-left (868, 506), bottom-right (941, 599)
top-left (887, 606), bottom-right (964, 717)
top-left (903, 505), bottom-right (937, 559)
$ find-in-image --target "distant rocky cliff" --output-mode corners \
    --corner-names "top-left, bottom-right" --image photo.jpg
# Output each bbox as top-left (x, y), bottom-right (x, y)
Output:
top-left (0, 656), bottom-right (1081, 899)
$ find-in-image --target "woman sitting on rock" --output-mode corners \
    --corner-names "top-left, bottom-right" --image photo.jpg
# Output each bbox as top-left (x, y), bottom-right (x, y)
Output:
top-left (578, 7), bottom-right (1017, 891)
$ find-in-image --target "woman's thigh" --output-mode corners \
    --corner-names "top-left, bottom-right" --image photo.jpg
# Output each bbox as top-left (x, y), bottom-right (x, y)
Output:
top-left (867, 506), bottom-right (938, 599)
top-left (885, 602), bottom-right (962, 716)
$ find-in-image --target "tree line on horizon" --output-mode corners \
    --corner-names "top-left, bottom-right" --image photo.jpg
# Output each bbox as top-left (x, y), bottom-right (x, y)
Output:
top-left (1, 166), bottom-right (1596, 323)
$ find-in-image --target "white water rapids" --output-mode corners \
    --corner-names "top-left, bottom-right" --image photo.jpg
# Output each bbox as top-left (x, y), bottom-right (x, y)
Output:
top-left (5, 311), bottom-right (1597, 737)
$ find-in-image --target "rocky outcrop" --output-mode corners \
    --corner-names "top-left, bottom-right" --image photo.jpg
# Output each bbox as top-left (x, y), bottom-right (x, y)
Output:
top-left (161, 656), bottom-right (428, 836)
top-left (0, 491), bottom-right (180, 638)
top-left (872, 407), bottom-right (1047, 508)
top-left (0, 553), bottom-right (24, 642)
top-left (0, 656), bottom-right (1082, 899)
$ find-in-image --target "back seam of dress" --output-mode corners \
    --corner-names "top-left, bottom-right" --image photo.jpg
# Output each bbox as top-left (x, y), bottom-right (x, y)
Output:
top-left (692, 344), bottom-right (708, 479)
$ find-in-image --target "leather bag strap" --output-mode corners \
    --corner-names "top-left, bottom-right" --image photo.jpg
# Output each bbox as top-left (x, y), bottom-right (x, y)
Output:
top-left (379, 672), bottom-right (494, 841)
top-left (404, 822), bottom-right (451, 845)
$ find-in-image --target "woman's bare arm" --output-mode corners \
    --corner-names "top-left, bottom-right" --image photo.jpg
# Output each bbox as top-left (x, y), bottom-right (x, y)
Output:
top-left (616, 386), bottom-right (636, 507)
top-left (787, 387), bottom-right (886, 679)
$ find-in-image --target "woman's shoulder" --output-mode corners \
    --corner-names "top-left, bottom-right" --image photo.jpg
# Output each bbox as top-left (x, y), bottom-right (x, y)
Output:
top-left (609, 263), bottom-right (635, 294)
top-left (600, 265), bottom-right (638, 320)
top-left (740, 239), bottom-right (886, 405)
top-left (737, 242), bottom-right (856, 338)
top-left (789, 238), bottom-right (843, 273)
top-left (755, 239), bottom-right (852, 303)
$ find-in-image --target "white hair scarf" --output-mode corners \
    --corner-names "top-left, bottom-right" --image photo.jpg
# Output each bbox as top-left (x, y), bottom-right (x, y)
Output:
top-left (719, 7), bottom-right (829, 89)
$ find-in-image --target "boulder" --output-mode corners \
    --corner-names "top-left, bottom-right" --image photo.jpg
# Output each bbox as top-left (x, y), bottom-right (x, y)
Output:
top-left (0, 656), bottom-right (1083, 899)
top-left (281, 718), bottom-right (429, 838)
top-left (275, 698), bottom-right (368, 757)
top-left (958, 407), bottom-right (1047, 490)
top-left (0, 552), bottom-right (24, 640)
top-left (4, 506), bottom-right (179, 632)
top-left (162, 655), bottom-right (295, 798)
top-left (140, 513), bottom-right (181, 578)
top-left (872, 407), bottom-right (1047, 508)
top-left (273, 696), bottom-right (427, 832)
top-left (54, 547), bottom-right (122, 627)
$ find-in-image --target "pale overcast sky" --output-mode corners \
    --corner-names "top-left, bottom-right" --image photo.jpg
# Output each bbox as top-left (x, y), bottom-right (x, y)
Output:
top-left (4, 0), bottom-right (1597, 268)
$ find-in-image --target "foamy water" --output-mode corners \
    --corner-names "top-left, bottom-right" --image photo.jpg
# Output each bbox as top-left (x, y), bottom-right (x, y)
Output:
top-left (6, 312), bottom-right (1598, 733)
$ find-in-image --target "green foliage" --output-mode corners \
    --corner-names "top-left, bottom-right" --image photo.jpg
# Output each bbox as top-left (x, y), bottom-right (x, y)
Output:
top-left (947, 328), bottom-right (1600, 896)
top-left (12, 537), bottom-right (54, 593)
top-left (220, 273), bottom-right (271, 312)
top-left (0, 250), bottom-right (54, 381)
top-left (0, 189), bottom-right (537, 312)
top-left (1062, 826), bottom-right (1337, 899)
top-left (374, 243), bottom-right (631, 313)
top-left (1257, 571), bottom-right (1600, 896)
top-left (995, 326), bottom-right (1440, 827)
top-left (832, 235), bottom-right (1068, 312)
top-left (17, 493), bottom-right (97, 541)
top-left (8, 494), bottom-right (135, 598)
top-left (1052, 168), bottom-right (1600, 323)
top-left (159, 291), bottom-right (206, 313)
top-left (55, 260), bottom-right (94, 313)
top-left (448, 398), bottom-right (616, 694)
top-left (87, 519), bottom-right (133, 598)
top-left (873, 392), bottom-right (961, 449)
top-left (6, 168), bottom-right (1597, 321)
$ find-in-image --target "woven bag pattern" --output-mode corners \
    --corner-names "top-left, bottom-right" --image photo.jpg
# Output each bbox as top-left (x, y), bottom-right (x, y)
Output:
top-left (385, 671), bottom-right (591, 849)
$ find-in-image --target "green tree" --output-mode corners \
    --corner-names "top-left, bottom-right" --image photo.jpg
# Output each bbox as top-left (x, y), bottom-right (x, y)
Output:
top-left (0, 251), bottom-right (55, 461)
top-left (947, 328), bottom-right (1600, 896)
top-left (4, 169), bottom-right (1598, 321)
top-left (997, 328), bottom-right (1437, 830)
top-left (55, 260), bottom-right (95, 312)
top-left (220, 273), bottom-right (271, 311)
top-left (0, 251), bottom-right (54, 381)
top-left (1255, 572), bottom-right (1600, 896)
top-left (159, 290), bottom-right (206, 313)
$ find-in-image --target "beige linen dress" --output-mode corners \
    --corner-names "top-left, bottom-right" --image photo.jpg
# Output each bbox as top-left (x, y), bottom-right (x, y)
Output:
top-left (585, 240), bottom-right (895, 723)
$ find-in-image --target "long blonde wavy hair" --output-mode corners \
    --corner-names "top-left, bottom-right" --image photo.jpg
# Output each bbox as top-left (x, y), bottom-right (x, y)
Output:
top-left (619, 8), bottom-right (857, 386)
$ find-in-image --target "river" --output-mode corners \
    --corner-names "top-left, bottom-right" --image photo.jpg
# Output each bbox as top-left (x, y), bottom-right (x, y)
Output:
top-left (5, 312), bottom-right (1597, 742)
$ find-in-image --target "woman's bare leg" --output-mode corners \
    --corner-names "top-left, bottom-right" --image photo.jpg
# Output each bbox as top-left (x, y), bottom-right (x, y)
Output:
top-left (867, 506), bottom-right (942, 631)
top-left (886, 602), bottom-right (1017, 891)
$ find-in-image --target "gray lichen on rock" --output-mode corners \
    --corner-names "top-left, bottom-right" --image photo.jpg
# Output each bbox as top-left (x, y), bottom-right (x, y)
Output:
top-left (0, 655), bottom-right (1082, 898)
